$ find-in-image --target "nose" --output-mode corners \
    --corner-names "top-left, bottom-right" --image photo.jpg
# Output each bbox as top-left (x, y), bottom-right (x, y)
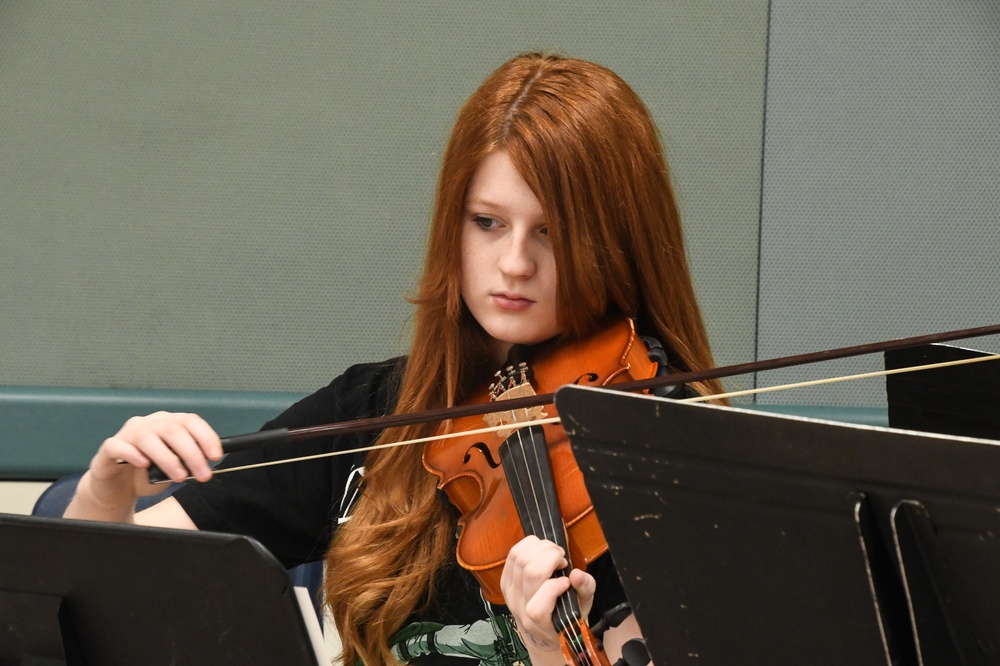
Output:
top-left (498, 232), bottom-right (536, 279)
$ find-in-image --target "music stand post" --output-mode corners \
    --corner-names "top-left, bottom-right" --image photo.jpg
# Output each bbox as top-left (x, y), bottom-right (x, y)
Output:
top-left (558, 385), bottom-right (1000, 666)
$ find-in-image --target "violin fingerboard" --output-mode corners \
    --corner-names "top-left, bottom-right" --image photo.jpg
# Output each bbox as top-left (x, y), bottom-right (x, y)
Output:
top-left (499, 424), bottom-right (568, 551)
top-left (499, 424), bottom-right (585, 634)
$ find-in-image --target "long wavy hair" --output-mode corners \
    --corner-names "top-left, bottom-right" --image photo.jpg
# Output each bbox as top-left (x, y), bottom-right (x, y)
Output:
top-left (324, 52), bottom-right (724, 666)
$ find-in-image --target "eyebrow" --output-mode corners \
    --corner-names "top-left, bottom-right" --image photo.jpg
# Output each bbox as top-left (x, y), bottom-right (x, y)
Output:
top-left (464, 197), bottom-right (505, 210)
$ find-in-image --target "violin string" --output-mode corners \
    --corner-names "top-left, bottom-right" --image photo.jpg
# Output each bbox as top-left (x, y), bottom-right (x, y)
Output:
top-left (508, 424), bottom-right (560, 644)
top-left (190, 353), bottom-right (1000, 480)
top-left (506, 404), bottom-right (588, 662)
top-left (529, 428), bottom-right (588, 660)
top-left (511, 415), bottom-right (575, 640)
top-left (522, 419), bottom-right (591, 666)
top-left (504, 424), bottom-right (538, 538)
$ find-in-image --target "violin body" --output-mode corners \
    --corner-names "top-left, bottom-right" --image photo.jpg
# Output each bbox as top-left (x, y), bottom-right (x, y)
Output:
top-left (422, 318), bottom-right (659, 604)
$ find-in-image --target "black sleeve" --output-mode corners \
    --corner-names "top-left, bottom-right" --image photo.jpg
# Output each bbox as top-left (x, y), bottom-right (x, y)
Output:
top-left (172, 358), bottom-right (403, 568)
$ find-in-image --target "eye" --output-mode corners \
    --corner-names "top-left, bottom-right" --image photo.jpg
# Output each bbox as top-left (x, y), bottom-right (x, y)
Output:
top-left (473, 215), bottom-right (499, 230)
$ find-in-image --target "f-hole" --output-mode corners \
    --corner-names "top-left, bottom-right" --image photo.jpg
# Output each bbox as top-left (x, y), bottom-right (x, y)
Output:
top-left (464, 442), bottom-right (502, 469)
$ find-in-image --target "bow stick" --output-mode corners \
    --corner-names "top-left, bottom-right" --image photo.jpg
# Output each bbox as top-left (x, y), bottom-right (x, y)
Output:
top-left (145, 322), bottom-right (1000, 483)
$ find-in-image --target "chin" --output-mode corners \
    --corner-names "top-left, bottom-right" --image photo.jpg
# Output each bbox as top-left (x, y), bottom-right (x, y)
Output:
top-left (493, 330), bottom-right (556, 350)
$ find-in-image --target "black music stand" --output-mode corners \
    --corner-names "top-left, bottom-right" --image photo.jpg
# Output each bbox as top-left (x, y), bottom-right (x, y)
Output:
top-left (0, 514), bottom-right (324, 665)
top-left (885, 343), bottom-right (1000, 440)
top-left (557, 385), bottom-right (1000, 666)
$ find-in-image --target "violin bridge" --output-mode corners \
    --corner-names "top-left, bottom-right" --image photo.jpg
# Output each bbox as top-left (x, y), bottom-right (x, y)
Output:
top-left (482, 383), bottom-right (549, 440)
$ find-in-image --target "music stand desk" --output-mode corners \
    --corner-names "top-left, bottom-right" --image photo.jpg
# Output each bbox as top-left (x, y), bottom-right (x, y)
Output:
top-left (0, 514), bottom-right (324, 665)
top-left (558, 385), bottom-right (1000, 666)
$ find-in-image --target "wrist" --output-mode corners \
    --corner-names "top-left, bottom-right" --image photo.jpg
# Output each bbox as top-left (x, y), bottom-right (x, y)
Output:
top-left (63, 471), bottom-right (137, 523)
top-left (516, 627), bottom-right (565, 666)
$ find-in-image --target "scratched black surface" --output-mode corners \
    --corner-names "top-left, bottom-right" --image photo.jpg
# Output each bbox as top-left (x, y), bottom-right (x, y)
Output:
top-left (558, 385), bottom-right (1000, 666)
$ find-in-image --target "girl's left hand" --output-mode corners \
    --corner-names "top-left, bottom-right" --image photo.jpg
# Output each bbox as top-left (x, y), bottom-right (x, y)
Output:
top-left (500, 535), bottom-right (596, 661)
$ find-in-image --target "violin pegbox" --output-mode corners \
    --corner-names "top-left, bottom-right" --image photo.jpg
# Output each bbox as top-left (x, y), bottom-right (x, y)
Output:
top-left (483, 362), bottom-right (549, 439)
top-left (489, 362), bottom-right (530, 399)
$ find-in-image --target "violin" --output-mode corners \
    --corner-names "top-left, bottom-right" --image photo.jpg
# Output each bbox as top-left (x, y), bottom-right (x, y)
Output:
top-left (423, 317), bottom-right (659, 666)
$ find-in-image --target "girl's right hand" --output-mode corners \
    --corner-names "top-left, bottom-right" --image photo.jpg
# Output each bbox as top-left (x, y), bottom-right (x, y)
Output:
top-left (71, 412), bottom-right (223, 520)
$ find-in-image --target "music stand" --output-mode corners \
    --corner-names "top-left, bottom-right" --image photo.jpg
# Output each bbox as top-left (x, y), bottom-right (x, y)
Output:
top-left (557, 385), bottom-right (1000, 666)
top-left (885, 343), bottom-right (1000, 440)
top-left (0, 514), bottom-right (324, 665)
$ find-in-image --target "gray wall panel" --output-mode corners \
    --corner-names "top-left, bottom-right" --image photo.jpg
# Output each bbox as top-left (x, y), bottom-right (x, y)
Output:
top-left (0, 2), bottom-right (766, 392)
top-left (758, 1), bottom-right (1000, 406)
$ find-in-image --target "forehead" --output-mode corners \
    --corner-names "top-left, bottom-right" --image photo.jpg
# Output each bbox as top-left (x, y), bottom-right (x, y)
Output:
top-left (464, 151), bottom-right (542, 213)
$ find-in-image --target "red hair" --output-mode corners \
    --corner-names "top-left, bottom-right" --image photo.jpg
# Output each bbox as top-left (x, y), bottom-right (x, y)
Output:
top-left (325, 53), bottom-right (722, 666)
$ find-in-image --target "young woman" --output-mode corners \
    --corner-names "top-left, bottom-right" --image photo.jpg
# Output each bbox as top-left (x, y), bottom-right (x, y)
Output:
top-left (65, 52), bottom-right (724, 666)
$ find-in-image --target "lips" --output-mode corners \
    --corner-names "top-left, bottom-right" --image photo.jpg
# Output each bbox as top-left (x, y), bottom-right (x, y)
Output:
top-left (491, 293), bottom-right (534, 311)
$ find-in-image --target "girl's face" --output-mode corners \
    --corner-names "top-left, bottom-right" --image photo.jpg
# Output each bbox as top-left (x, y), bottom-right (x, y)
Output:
top-left (460, 151), bottom-right (561, 363)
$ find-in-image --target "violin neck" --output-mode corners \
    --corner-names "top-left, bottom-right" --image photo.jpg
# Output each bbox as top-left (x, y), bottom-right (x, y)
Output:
top-left (500, 424), bottom-right (588, 633)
